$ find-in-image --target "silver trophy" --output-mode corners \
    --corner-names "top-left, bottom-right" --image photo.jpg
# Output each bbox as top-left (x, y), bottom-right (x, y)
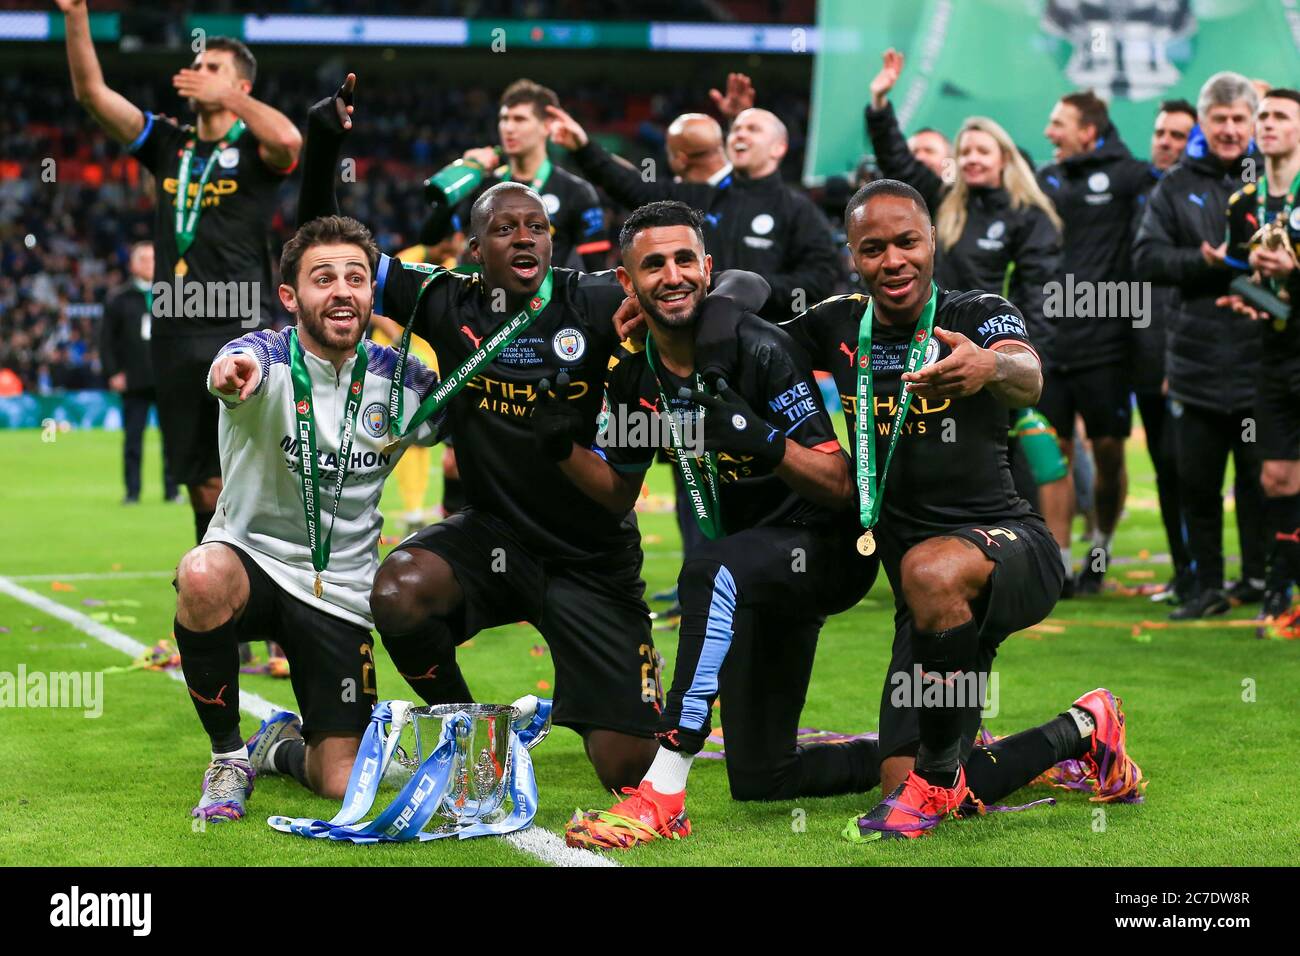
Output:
top-left (393, 702), bottom-right (550, 833)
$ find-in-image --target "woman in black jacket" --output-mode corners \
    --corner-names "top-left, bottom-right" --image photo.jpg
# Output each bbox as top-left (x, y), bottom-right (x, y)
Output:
top-left (865, 49), bottom-right (1063, 356)
top-left (864, 49), bottom-right (1064, 516)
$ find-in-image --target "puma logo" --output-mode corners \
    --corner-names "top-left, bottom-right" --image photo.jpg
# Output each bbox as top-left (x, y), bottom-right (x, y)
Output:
top-left (1276, 529), bottom-right (1300, 544)
top-left (189, 684), bottom-right (228, 707)
top-left (460, 325), bottom-right (483, 349)
top-left (972, 528), bottom-right (999, 548)
top-left (639, 396), bottom-right (661, 413)
top-left (839, 342), bottom-right (858, 366)
top-left (399, 665), bottom-right (439, 682)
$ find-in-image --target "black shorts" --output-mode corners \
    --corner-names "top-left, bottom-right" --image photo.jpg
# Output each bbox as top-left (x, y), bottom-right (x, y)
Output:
top-left (877, 516), bottom-right (1063, 760)
top-left (662, 522), bottom-right (880, 752)
top-left (152, 334), bottom-right (231, 487)
top-left (1039, 362), bottom-right (1133, 440)
top-left (395, 507), bottom-right (661, 737)
top-left (216, 542), bottom-right (377, 739)
top-left (1257, 364), bottom-right (1300, 461)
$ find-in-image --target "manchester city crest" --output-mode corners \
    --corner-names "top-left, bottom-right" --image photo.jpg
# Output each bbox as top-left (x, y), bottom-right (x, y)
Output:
top-left (363, 402), bottom-right (388, 438)
top-left (552, 327), bottom-right (586, 363)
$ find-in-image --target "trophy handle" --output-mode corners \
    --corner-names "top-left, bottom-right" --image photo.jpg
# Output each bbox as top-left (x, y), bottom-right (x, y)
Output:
top-left (512, 696), bottom-right (554, 750)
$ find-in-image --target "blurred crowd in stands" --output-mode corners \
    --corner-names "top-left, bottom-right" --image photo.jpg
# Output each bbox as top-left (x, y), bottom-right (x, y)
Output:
top-left (0, 69), bottom-right (813, 394)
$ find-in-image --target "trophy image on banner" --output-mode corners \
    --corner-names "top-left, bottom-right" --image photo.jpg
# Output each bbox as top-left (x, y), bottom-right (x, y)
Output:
top-left (268, 695), bottom-right (551, 844)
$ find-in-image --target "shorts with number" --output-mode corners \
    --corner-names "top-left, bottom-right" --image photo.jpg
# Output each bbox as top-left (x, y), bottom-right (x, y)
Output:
top-left (877, 516), bottom-right (1063, 760)
top-left (212, 542), bottom-right (378, 739)
top-left (395, 507), bottom-right (662, 737)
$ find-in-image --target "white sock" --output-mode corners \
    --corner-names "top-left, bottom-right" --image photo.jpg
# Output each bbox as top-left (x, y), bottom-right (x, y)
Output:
top-left (1067, 706), bottom-right (1096, 738)
top-left (1091, 531), bottom-right (1113, 553)
top-left (212, 745), bottom-right (249, 763)
top-left (1060, 547), bottom-right (1073, 575)
top-left (642, 746), bottom-right (694, 795)
top-left (264, 738), bottom-right (287, 767)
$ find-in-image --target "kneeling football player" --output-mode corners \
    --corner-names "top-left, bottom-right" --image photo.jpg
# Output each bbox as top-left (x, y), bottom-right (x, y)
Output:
top-left (775, 180), bottom-right (1144, 840)
top-left (298, 75), bottom-right (770, 793)
top-left (559, 202), bottom-right (881, 849)
top-left (174, 215), bottom-right (443, 822)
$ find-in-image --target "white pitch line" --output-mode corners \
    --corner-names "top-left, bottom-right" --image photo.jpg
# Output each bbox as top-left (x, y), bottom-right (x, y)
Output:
top-left (505, 825), bottom-right (618, 867)
top-left (0, 574), bottom-right (616, 868)
top-left (0, 574), bottom-right (279, 721)
top-left (5, 570), bottom-right (175, 582)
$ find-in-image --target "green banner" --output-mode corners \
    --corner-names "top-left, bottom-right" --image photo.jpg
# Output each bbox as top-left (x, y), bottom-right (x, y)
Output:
top-left (807, 0), bottom-right (1300, 182)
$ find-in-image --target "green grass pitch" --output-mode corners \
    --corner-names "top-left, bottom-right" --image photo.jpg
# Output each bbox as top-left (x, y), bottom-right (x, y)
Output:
top-left (1, 425), bottom-right (1297, 867)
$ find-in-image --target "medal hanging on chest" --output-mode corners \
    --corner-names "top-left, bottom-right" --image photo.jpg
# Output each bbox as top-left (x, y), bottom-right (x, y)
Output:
top-left (173, 119), bottom-right (246, 274)
top-left (288, 330), bottom-right (368, 598)
top-left (854, 284), bottom-right (938, 556)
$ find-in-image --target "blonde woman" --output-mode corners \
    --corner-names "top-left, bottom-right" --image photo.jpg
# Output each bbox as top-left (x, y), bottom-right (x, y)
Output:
top-left (866, 49), bottom-right (1062, 355)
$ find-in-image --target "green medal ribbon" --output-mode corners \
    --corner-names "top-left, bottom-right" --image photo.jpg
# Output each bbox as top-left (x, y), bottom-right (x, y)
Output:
top-left (499, 155), bottom-right (553, 191)
top-left (1256, 167), bottom-right (1300, 230)
top-left (173, 119), bottom-right (246, 259)
top-left (644, 337), bottom-right (724, 540)
top-left (855, 283), bottom-right (938, 554)
top-left (288, 329), bottom-right (369, 598)
top-left (384, 267), bottom-right (555, 451)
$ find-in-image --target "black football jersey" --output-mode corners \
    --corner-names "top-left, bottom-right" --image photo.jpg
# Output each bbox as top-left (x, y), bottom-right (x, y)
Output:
top-left (602, 314), bottom-right (845, 534)
top-left (129, 113), bottom-right (291, 336)
top-left (780, 288), bottom-right (1038, 547)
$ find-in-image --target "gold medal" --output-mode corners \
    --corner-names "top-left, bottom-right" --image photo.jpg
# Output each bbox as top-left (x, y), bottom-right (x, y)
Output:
top-left (175, 257), bottom-right (188, 277)
top-left (313, 573), bottom-right (323, 599)
top-left (856, 530), bottom-right (876, 556)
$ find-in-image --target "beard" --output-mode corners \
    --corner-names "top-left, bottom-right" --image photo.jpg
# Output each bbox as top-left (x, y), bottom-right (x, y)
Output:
top-left (638, 284), bottom-right (706, 331)
top-left (299, 299), bottom-right (368, 352)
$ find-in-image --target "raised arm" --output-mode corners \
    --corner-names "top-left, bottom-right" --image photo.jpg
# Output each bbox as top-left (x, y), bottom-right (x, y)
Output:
top-left (224, 89), bottom-right (302, 171)
top-left (708, 72), bottom-right (755, 121)
top-left (57, 0), bottom-right (144, 145)
top-left (549, 105), bottom-right (712, 211)
top-left (297, 74), bottom-right (355, 225)
top-left (864, 50), bottom-right (945, 213)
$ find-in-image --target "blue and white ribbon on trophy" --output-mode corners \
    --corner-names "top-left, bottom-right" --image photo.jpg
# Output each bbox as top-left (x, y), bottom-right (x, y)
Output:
top-left (268, 697), bottom-right (552, 844)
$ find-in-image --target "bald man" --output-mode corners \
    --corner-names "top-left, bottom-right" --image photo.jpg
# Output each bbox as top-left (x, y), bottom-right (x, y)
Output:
top-left (549, 102), bottom-right (841, 323)
top-left (666, 113), bottom-right (730, 184)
